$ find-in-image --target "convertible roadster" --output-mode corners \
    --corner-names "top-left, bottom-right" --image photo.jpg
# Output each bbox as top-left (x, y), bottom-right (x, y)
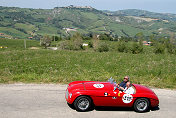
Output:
top-left (65, 78), bottom-right (159, 112)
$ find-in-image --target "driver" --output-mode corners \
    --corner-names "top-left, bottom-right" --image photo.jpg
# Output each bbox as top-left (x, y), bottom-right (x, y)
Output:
top-left (117, 76), bottom-right (129, 91)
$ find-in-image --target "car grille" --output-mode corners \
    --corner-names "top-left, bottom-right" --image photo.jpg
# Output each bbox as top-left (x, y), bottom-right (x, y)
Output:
top-left (66, 89), bottom-right (69, 100)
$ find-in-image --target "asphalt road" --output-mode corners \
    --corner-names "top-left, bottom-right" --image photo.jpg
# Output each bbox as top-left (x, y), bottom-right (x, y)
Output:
top-left (0, 84), bottom-right (176, 118)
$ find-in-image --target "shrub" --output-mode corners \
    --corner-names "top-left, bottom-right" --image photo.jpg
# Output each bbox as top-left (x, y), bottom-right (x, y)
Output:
top-left (164, 39), bottom-right (176, 54)
top-left (153, 43), bottom-right (165, 54)
top-left (59, 33), bottom-right (83, 50)
top-left (99, 33), bottom-right (113, 41)
top-left (59, 40), bottom-right (83, 50)
top-left (130, 42), bottom-right (143, 54)
top-left (117, 41), bottom-right (127, 52)
top-left (71, 33), bottom-right (83, 50)
top-left (167, 43), bottom-right (176, 54)
top-left (40, 35), bottom-right (52, 49)
top-left (97, 43), bottom-right (109, 52)
top-left (59, 41), bottom-right (71, 50)
top-left (88, 41), bottom-right (93, 48)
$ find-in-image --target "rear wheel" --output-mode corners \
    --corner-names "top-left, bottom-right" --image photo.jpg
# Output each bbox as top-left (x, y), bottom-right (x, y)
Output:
top-left (74, 96), bottom-right (92, 112)
top-left (134, 98), bottom-right (150, 113)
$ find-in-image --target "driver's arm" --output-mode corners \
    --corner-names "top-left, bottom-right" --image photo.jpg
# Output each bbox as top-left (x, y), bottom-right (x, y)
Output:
top-left (119, 86), bottom-right (125, 91)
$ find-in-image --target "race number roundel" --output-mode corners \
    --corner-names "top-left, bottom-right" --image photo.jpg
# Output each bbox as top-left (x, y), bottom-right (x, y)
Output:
top-left (122, 94), bottom-right (133, 103)
top-left (93, 84), bottom-right (104, 88)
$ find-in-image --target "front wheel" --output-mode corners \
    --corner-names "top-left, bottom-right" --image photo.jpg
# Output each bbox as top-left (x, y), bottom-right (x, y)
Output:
top-left (74, 96), bottom-right (92, 112)
top-left (133, 98), bottom-right (150, 113)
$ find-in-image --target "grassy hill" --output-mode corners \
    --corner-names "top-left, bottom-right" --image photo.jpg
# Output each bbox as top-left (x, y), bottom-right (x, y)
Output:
top-left (108, 9), bottom-right (176, 21)
top-left (0, 6), bottom-right (176, 39)
top-left (0, 39), bottom-right (176, 89)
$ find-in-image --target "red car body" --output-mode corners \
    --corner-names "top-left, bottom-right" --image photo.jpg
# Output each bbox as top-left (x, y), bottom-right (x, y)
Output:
top-left (65, 81), bottom-right (159, 111)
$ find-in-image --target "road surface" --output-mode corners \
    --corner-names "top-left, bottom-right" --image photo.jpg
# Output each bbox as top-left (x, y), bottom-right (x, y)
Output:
top-left (0, 84), bottom-right (176, 118)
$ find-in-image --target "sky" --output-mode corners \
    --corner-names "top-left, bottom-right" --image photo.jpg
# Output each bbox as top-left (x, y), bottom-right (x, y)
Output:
top-left (0, 0), bottom-right (176, 14)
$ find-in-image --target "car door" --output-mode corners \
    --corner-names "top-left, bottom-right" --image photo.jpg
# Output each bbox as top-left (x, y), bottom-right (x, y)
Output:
top-left (107, 89), bottom-right (126, 107)
top-left (110, 86), bottom-right (136, 107)
top-left (91, 89), bottom-right (116, 106)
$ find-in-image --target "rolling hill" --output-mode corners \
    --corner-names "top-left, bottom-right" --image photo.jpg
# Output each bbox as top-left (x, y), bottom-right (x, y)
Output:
top-left (106, 9), bottom-right (176, 21)
top-left (0, 6), bottom-right (176, 39)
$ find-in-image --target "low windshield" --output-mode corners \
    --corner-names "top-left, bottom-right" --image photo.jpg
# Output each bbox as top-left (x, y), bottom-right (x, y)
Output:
top-left (107, 77), bottom-right (118, 91)
top-left (107, 77), bottom-right (116, 84)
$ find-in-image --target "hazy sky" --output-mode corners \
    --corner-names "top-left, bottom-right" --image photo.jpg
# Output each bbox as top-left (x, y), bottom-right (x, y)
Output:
top-left (0, 0), bottom-right (176, 14)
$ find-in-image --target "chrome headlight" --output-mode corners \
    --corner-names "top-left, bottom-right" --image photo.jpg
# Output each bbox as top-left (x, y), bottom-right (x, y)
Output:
top-left (66, 89), bottom-right (69, 99)
top-left (69, 93), bottom-right (72, 98)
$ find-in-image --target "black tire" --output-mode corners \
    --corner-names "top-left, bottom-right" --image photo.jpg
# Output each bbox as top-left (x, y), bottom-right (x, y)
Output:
top-left (67, 102), bottom-right (75, 110)
top-left (133, 98), bottom-right (150, 113)
top-left (74, 96), bottom-right (92, 112)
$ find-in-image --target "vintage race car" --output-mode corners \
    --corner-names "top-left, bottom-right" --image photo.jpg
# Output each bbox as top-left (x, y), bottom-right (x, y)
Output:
top-left (65, 78), bottom-right (159, 112)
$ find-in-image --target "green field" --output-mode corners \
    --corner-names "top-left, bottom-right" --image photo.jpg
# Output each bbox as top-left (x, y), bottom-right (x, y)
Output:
top-left (0, 39), bottom-right (176, 89)
top-left (0, 38), bottom-right (40, 50)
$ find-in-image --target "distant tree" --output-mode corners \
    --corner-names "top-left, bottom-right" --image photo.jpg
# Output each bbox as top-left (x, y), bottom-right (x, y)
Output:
top-left (169, 26), bottom-right (176, 32)
top-left (88, 41), bottom-right (93, 48)
top-left (82, 34), bottom-right (91, 40)
top-left (153, 42), bottom-right (165, 54)
top-left (167, 43), bottom-right (176, 54)
top-left (84, 32), bottom-right (94, 39)
top-left (99, 33), bottom-right (113, 41)
top-left (52, 36), bottom-right (62, 41)
top-left (60, 32), bottom-right (83, 50)
top-left (149, 34), bottom-right (158, 46)
top-left (33, 34), bottom-right (42, 40)
top-left (149, 34), bottom-right (155, 41)
top-left (71, 32), bottom-right (83, 50)
top-left (59, 35), bottom-right (63, 41)
top-left (169, 32), bottom-right (176, 45)
top-left (40, 35), bottom-right (52, 49)
top-left (119, 36), bottom-right (133, 42)
top-left (117, 41), bottom-right (127, 53)
top-left (36, 18), bottom-right (45, 23)
top-left (15, 28), bottom-right (27, 34)
top-left (135, 32), bottom-right (144, 42)
top-left (166, 33), bottom-right (176, 54)
top-left (130, 42), bottom-right (143, 54)
top-left (98, 42), bottom-right (109, 52)
top-left (0, 16), bottom-right (3, 21)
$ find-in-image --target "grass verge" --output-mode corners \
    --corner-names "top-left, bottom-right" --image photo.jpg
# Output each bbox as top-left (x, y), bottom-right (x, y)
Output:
top-left (0, 49), bottom-right (175, 89)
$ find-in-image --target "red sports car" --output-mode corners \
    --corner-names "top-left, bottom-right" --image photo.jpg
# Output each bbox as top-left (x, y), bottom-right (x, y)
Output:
top-left (65, 78), bottom-right (159, 112)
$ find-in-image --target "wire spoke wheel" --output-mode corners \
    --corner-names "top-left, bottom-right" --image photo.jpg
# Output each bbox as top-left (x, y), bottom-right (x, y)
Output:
top-left (136, 100), bottom-right (147, 111)
top-left (74, 96), bottom-right (92, 112)
top-left (77, 98), bottom-right (89, 110)
top-left (134, 98), bottom-right (149, 112)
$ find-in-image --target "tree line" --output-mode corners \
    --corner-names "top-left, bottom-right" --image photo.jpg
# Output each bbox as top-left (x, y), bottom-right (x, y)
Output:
top-left (40, 32), bottom-right (176, 54)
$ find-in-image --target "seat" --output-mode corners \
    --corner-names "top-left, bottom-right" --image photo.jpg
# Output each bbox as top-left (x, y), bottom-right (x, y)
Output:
top-left (131, 85), bottom-right (136, 94)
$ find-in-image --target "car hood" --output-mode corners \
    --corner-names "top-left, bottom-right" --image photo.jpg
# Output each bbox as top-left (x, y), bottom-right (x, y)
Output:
top-left (84, 82), bottom-right (114, 90)
top-left (68, 81), bottom-right (114, 91)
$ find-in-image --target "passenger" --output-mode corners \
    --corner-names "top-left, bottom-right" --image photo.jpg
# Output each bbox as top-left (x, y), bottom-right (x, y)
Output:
top-left (117, 76), bottom-right (129, 91)
top-left (123, 81), bottom-right (134, 94)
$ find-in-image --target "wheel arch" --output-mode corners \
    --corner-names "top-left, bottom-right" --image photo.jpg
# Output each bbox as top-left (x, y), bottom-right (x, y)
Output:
top-left (73, 95), bottom-right (95, 106)
top-left (133, 97), bottom-right (151, 107)
top-left (73, 95), bottom-right (95, 112)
